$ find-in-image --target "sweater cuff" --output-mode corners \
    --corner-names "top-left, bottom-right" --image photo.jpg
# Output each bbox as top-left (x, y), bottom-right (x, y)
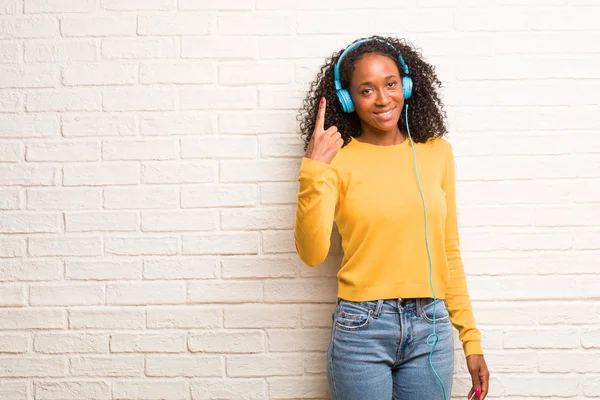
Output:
top-left (463, 341), bottom-right (484, 357)
top-left (299, 157), bottom-right (332, 177)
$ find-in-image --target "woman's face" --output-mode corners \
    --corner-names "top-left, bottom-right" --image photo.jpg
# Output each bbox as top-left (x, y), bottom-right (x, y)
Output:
top-left (349, 53), bottom-right (404, 133)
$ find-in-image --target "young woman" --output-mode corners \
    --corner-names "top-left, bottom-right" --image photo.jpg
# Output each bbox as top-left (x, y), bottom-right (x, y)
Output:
top-left (294, 35), bottom-right (490, 400)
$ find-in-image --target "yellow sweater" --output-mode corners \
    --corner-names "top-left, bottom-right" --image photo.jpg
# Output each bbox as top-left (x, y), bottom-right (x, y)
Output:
top-left (294, 136), bottom-right (483, 357)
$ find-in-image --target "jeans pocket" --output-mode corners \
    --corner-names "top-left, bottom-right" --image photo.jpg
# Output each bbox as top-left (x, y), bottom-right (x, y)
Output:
top-left (334, 300), bottom-right (373, 331)
top-left (421, 299), bottom-right (450, 324)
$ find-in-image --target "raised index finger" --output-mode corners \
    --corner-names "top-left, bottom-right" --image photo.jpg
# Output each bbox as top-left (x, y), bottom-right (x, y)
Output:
top-left (315, 97), bottom-right (326, 132)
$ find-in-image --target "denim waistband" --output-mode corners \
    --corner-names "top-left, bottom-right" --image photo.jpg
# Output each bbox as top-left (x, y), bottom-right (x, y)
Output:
top-left (336, 297), bottom-right (440, 317)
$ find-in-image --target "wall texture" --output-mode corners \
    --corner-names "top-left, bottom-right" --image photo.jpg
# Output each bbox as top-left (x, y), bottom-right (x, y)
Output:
top-left (1, 0), bottom-right (599, 399)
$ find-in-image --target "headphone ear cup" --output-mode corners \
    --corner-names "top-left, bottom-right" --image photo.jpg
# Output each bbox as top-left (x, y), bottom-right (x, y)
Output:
top-left (402, 76), bottom-right (413, 100)
top-left (336, 89), bottom-right (355, 113)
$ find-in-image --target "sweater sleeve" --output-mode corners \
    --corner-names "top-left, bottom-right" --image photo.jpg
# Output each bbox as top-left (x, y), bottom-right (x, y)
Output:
top-left (294, 157), bottom-right (339, 267)
top-left (442, 143), bottom-right (483, 357)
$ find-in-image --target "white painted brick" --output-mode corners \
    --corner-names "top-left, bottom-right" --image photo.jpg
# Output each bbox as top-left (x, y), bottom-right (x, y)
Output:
top-left (105, 236), bottom-right (178, 256)
top-left (268, 376), bottom-right (329, 399)
top-left (504, 328), bottom-right (580, 349)
top-left (140, 62), bottom-right (216, 84)
top-left (103, 186), bottom-right (178, 209)
top-left (30, 283), bottom-right (104, 306)
top-left (260, 182), bottom-right (298, 205)
top-left (182, 36), bottom-right (258, 59)
top-left (0, 357), bottom-right (66, 377)
top-left (142, 161), bottom-right (216, 183)
top-left (0, 16), bottom-right (58, 39)
top-left (26, 89), bottom-right (101, 112)
top-left (180, 86), bottom-right (256, 110)
top-left (502, 375), bottom-right (578, 397)
top-left (258, 87), bottom-right (305, 110)
top-left (146, 306), bottom-right (221, 329)
top-left (60, 16), bottom-right (136, 37)
top-left (0, 64), bottom-right (58, 88)
top-left (218, 111), bottom-right (296, 134)
top-left (24, 0), bottom-right (95, 13)
top-left (0, 42), bottom-right (20, 63)
top-left (181, 136), bottom-right (257, 159)
top-left (62, 63), bottom-right (136, 86)
top-left (26, 141), bottom-right (100, 162)
top-left (112, 380), bottom-right (188, 400)
top-left (300, 304), bottom-right (334, 329)
top-left (35, 381), bottom-right (110, 400)
top-left (0, 1), bottom-right (19, 14)
top-left (102, 139), bottom-right (176, 161)
top-left (582, 329), bottom-right (600, 349)
top-left (220, 159), bottom-right (301, 183)
top-left (221, 256), bottom-right (298, 279)
top-left (0, 259), bottom-right (62, 281)
top-left (260, 136), bottom-right (305, 158)
top-left (539, 352), bottom-right (600, 373)
top-left (180, 0), bottom-right (254, 10)
top-left (63, 163), bottom-right (139, 186)
top-left (141, 113), bottom-right (216, 136)
top-left (298, 10), bottom-right (451, 34)
top-left (262, 229), bottom-right (295, 254)
top-left (0, 333), bottom-right (28, 353)
top-left (259, 36), bottom-right (344, 59)
top-left (0, 189), bottom-right (20, 210)
top-left (146, 355), bottom-right (221, 377)
top-left (0, 142), bottom-right (22, 162)
top-left (181, 184), bottom-right (257, 208)
top-left (267, 329), bottom-right (330, 352)
top-left (0, 381), bottom-right (27, 400)
top-left (218, 13), bottom-right (293, 35)
top-left (69, 356), bottom-right (143, 377)
top-left (138, 14), bottom-right (210, 36)
top-left (141, 210), bottom-right (216, 232)
top-left (110, 332), bottom-right (185, 353)
top-left (264, 279), bottom-right (337, 303)
top-left (102, 37), bottom-right (177, 59)
top-left (62, 115), bottom-right (136, 138)
top-left (0, 284), bottom-right (25, 306)
top-left (583, 375), bottom-right (600, 397)
top-left (65, 211), bottom-right (138, 232)
top-left (224, 304), bottom-right (300, 329)
top-left (27, 188), bottom-right (101, 210)
top-left (191, 379), bottom-right (266, 400)
top-left (24, 40), bottom-right (97, 62)
top-left (34, 333), bottom-right (108, 353)
top-left (28, 236), bottom-right (102, 257)
top-left (227, 354), bottom-right (303, 377)
top-left (0, 308), bottom-right (65, 329)
top-left (103, 87), bottom-right (175, 111)
top-left (68, 307), bottom-right (145, 329)
top-left (143, 257), bottom-right (218, 279)
top-left (221, 206), bottom-right (294, 230)
top-left (102, 0), bottom-right (174, 11)
top-left (187, 281), bottom-right (262, 303)
top-left (66, 259), bottom-right (141, 280)
top-left (0, 237), bottom-right (24, 258)
top-left (183, 233), bottom-right (259, 255)
top-left (0, 90), bottom-right (21, 112)
top-left (107, 281), bottom-right (185, 305)
top-left (256, 0), bottom-right (328, 8)
top-left (219, 61), bottom-right (293, 85)
top-left (188, 331), bottom-right (263, 353)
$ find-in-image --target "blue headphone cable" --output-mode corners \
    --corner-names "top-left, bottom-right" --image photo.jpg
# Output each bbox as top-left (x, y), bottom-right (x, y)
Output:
top-left (405, 103), bottom-right (447, 400)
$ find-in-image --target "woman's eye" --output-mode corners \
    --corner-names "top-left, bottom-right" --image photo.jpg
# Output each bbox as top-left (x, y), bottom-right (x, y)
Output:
top-left (361, 89), bottom-right (372, 95)
top-left (388, 81), bottom-right (397, 87)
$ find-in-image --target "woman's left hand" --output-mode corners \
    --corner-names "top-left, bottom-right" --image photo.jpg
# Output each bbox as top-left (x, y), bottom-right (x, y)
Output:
top-left (466, 354), bottom-right (489, 399)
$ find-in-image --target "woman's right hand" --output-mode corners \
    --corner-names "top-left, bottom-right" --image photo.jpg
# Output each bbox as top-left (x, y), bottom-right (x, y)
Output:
top-left (305, 97), bottom-right (343, 164)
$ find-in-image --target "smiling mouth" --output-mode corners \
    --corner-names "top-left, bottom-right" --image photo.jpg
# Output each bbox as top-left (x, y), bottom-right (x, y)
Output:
top-left (374, 107), bottom-right (396, 117)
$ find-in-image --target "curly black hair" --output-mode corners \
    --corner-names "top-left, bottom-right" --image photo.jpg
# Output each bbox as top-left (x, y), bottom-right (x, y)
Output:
top-left (297, 35), bottom-right (447, 152)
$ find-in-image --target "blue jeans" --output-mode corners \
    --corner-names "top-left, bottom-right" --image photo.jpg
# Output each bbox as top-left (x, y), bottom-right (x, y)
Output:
top-left (327, 298), bottom-right (454, 400)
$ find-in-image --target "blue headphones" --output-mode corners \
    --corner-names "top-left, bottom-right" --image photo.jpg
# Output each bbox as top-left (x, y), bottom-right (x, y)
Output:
top-left (333, 38), bottom-right (413, 113)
